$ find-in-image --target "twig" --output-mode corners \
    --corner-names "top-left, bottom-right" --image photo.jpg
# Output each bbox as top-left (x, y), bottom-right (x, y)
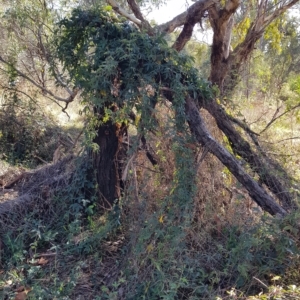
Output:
top-left (32, 154), bottom-right (49, 164)
top-left (135, 164), bottom-right (161, 174)
top-left (260, 103), bottom-right (300, 134)
top-left (264, 136), bottom-right (300, 144)
top-left (0, 56), bottom-right (78, 104)
top-left (196, 146), bottom-right (209, 170)
top-left (253, 276), bottom-right (269, 289)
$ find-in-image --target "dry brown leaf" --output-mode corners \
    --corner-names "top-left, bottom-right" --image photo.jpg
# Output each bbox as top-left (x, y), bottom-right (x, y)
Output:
top-left (14, 288), bottom-right (31, 300)
top-left (37, 257), bottom-right (48, 265)
top-left (29, 257), bottom-right (49, 266)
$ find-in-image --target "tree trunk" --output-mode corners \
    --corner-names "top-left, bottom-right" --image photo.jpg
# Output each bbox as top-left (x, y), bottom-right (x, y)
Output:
top-left (92, 109), bottom-right (127, 209)
top-left (205, 2), bottom-right (298, 211)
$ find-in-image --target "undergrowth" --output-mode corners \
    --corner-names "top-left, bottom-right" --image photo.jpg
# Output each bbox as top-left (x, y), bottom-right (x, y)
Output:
top-left (0, 87), bottom-right (80, 167)
top-left (1, 124), bottom-right (300, 300)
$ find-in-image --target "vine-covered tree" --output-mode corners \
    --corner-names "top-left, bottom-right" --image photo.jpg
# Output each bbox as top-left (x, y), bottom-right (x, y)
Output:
top-left (1, 0), bottom-right (299, 215)
top-left (53, 0), bottom-right (299, 215)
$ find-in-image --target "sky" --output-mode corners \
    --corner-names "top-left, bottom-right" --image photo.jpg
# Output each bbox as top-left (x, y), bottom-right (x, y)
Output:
top-left (147, 0), bottom-right (195, 23)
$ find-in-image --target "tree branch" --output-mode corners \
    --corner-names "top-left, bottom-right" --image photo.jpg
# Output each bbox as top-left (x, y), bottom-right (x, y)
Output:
top-left (172, 0), bottom-right (218, 51)
top-left (260, 103), bottom-right (300, 134)
top-left (227, 114), bottom-right (259, 136)
top-left (202, 97), bottom-right (297, 210)
top-left (127, 0), bottom-right (153, 33)
top-left (106, 0), bottom-right (142, 26)
top-left (230, 0), bottom-right (300, 73)
top-left (0, 55), bottom-right (78, 104)
top-left (159, 85), bottom-right (293, 213)
top-left (185, 96), bottom-right (286, 217)
top-left (156, 0), bottom-right (216, 34)
top-left (172, 21), bottom-right (195, 51)
top-left (262, 0), bottom-right (300, 28)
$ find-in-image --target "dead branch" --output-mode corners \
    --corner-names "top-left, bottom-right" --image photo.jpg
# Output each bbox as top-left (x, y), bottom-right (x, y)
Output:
top-left (0, 55), bottom-right (78, 104)
top-left (185, 97), bottom-right (287, 217)
top-left (260, 103), bottom-right (300, 134)
top-left (202, 98), bottom-right (297, 210)
top-left (0, 155), bottom-right (75, 217)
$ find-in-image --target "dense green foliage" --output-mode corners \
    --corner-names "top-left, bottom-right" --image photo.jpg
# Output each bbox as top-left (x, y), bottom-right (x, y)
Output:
top-left (54, 8), bottom-right (212, 127)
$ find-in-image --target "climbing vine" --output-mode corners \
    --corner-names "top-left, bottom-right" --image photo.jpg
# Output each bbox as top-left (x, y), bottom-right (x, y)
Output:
top-left (54, 7), bottom-right (214, 297)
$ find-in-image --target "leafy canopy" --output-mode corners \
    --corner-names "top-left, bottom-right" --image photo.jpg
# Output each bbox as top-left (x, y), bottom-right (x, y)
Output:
top-left (54, 7), bottom-right (212, 127)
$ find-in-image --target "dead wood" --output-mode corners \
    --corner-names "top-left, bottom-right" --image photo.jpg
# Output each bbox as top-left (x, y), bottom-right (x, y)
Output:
top-left (3, 172), bottom-right (30, 189)
top-left (202, 98), bottom-right (298, 211)
top-left (185, 97), bottom-right (287, 217)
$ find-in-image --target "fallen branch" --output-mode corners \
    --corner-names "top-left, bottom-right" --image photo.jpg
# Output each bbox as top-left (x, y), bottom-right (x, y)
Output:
top-left (185, 96), bottom-right (286, 217)
top-left (202, 98), bottom-right (297, 211)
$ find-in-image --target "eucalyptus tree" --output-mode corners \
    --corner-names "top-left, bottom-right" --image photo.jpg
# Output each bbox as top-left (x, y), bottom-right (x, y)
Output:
top-left (51, 0), bottom-right (300, 216)
top-left (113, 0), bottom-right (300, 215)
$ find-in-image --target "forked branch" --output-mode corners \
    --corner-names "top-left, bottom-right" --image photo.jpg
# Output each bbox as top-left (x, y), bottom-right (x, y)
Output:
top-left (127, 0), bottom-right (153, 33)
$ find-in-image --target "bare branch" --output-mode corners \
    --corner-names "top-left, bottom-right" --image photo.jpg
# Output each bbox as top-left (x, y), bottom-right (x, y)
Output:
top-left (185, 96), bottom-right (286, 217)
top-left (127, 0), bottom-right (144, 21)
top-left (227, 114), bottom-right (259, 136)
top-left (157, 0), bottom-right (217, 34)
top-left (262, 0), bottom-right (300, 28)
top-left (233, 0), bottom-right (300, 64)
top-left (260, 103), bottom-right (300, 134)
top-left (106, 0), bottom-right (142, 26)
top-left (172, 22), bottom-right (195, 51)
top-left (203, 97), bottom-right (297, 210)
top-left (171, 0), bottom-right (218, 50)
top-left (0, 55), bottom-right (78, 104)
top-left (127, 0), bottom-right (153, 33)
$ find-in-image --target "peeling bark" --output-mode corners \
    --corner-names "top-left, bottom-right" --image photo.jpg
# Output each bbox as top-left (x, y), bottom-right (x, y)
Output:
top-left (208, 1), bottom-right (240, 90)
